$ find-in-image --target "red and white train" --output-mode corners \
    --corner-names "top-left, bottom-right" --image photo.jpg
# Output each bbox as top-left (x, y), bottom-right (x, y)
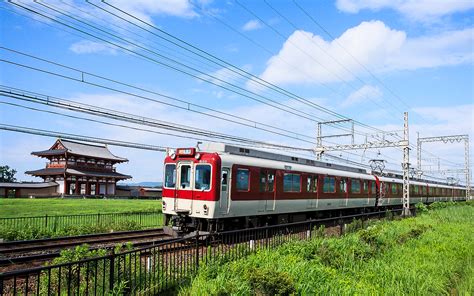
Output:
top-left (162, 143), bottom-right (467, 233)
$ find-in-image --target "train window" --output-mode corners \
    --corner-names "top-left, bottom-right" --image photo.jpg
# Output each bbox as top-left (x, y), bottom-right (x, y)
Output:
top-left (179, 165), bottom-right (192, 189)
top-left (164, 164), bottom-right (176, 188)
top-left (284, 173), bottom-right (301, 192)
top-left (307, 175), bottom-right (318, 193)
top-left (371, 182), bottom-right (376, 194)
top-left (422, 186), bottom-right (427, 195)
top-left (259, 170), bottom-right (275, 192)
top-left (363, 181), bottom-right (369, 193)
top-left (221, 170), bottom-right (228, 191)
top-left (323, 176), bottom-right (336, 193)
top-left (391, 184), bottom-right (397, 195)
top-left (195, 165), bottom-right (211, 191)
top-left (340, 179), bottom-right (348, 193)
top-left (351, 179), bottom-right (361, 193)
top-left (236, 169), bottom-right (250, 191)
top-left (414, 186), bottom-right (419, 194)
top-left (267, 172), bottom-right (275, 192)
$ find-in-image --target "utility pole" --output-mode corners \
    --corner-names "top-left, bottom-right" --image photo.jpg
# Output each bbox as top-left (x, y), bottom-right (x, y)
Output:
top-left (402, 112), bottom-right (410, 216)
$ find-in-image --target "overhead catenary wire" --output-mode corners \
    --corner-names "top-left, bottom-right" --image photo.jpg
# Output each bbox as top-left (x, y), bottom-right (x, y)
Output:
top-left (0, 123), bottom-right (169, 152)
top-left (0, 50), bottom-right (318, 145)
top-left (0, 100), bottom-right (312, 152)
top-left (261, 0), bottom-right (406, 117)
top-left (15, 1), bottom-right (346, 130)
top-left (35, 1), bottom-right (388, 136)
top-left (0, 85), bottom-right (315, 151)
top-left (289, 0), bottom-right (464, 168)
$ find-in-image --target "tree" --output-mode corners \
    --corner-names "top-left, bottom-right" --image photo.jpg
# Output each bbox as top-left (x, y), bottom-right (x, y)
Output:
top-left (0, 165), bottom-right (17, 182)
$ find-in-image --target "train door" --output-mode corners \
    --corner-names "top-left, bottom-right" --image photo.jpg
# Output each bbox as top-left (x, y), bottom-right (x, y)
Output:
top-left (258, 170), bottom-right (276, 212)
top-left (220, 167), bottom-right (230, 214)
top-left (267, 170), bottom-right (276, 211)
top-left (174, 162), bottom-right (194, 212)
top-left (339, 177), bottom-right (349, 207)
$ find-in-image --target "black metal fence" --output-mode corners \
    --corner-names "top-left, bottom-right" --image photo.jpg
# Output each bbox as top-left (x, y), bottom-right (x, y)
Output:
top-left (0, 210), bottom-right (399, 295)
top-left (0, 212), bottom-right (164, 233)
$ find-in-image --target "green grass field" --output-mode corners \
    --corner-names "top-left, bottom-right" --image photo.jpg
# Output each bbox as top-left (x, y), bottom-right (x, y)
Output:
top-left (0, 198), bottom-right (162, 218)
top-left (0, 198), bottom-right (163, 241)
top-left (181, 202), bottom-right (474, 295)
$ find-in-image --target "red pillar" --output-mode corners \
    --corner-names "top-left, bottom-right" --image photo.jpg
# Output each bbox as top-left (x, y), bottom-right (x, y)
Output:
top-left (75, 179), bottom-right (79, 195)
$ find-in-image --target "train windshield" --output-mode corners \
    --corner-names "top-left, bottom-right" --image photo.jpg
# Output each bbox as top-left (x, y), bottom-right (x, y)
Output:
top-left (195, 164), bottom-right (211, 190)
top-left (164, 164), bottom-right (176, 188)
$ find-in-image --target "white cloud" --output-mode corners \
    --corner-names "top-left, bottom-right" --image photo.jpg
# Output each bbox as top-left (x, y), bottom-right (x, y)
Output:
top-left (69, 40), bottom-right (117, 55)
top-left (258, 21), bottom-right (473, 85)
top-left (336, 0), bottom-right (474, 22)
top-left (108, 0), bottom-right (198, 23)
top-left (242, 19), bottom-right (263, 31)
top-left (343, 85), bottom-right (382, 107)
top-left (386, 28), bottom-right (474, 71)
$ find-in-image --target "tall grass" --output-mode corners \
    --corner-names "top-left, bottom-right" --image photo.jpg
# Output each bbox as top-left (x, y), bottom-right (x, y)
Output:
top-left (181, 203), bottom-right (474, 295)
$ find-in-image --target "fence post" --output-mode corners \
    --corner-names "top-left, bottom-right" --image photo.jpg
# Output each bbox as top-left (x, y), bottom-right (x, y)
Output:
top-left (309, 221), bottom-right (312, 239)
top-left (45, 214), bottom-right (48, 229)
top-left (265, 223), bottom-right (269, 248)
top-left (97, 213), bottom-right (101, 225)
top-left (109, 250), bottom-right (115, 291)
top-left (195, 231), bottom-right (199, 270)
top-left (0, 274), bottom-right (3, 295)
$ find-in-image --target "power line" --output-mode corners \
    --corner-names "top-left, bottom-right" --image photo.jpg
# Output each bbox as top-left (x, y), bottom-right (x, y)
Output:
top-left (14, 1), bottom-right (341, 129)
top-left (98, 0), bottom-right (375, 128)
top-left (292, 0), bottom-right (412, 110)
top-left (29, 2), bottom-right (388, 138)
top-left (0, 123), bottom-right (168, 152)
top-left (289, 0), bottom-right (464, 166)
top-left (262, 0), bottom-right (406, 117)
top-left (0, 47), bottom-right (316, 143)
top-left (0, 86), bottom-right (313, 151)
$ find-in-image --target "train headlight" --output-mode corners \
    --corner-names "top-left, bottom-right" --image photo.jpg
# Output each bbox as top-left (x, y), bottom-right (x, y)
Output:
top-left (162, 201), bottom-right (166, 211)
top-left (203, 204), bottom-right (208, 215)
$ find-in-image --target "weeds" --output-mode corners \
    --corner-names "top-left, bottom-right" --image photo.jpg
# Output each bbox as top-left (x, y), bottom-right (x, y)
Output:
top-left (0, 220), bottom-right (144, 241)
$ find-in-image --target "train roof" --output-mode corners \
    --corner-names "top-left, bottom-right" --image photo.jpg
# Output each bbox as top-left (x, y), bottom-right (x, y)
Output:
top-left (200, 143), bottom-right (368, 175)
top-left (198, 143), bottom-right (467, 190)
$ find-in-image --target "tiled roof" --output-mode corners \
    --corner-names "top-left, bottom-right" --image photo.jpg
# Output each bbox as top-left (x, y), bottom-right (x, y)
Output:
top-left (31, 139), bottom-right (128, 162)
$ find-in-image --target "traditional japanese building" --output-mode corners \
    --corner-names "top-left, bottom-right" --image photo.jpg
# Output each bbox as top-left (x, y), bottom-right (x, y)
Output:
top-left (26, 139), bottom-right (132, 195)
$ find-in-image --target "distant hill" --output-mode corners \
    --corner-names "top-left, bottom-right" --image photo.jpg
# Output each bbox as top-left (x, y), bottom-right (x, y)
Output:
top-left (118, 181), bottom-right (162, 187)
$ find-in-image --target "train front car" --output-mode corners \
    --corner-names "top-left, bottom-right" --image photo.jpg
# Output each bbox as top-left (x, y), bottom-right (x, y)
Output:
top-left (162, 147), bottom-right (221, 235)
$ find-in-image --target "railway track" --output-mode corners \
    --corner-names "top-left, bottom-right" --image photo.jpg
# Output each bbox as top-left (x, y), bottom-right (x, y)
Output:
top-left (0, 228), bottom-right (174, 268)
top-left (0, 208), bottom-right (407, 270)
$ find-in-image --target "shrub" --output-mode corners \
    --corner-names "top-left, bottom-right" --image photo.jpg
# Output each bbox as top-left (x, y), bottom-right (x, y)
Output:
top-left (416, 202), bottom-right (428, 214)
top-left (245, 268), bottom-right (296, 296)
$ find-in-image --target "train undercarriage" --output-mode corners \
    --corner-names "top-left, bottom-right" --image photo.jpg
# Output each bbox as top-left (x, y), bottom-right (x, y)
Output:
top-left (163, 203), bottom-right (408, 237)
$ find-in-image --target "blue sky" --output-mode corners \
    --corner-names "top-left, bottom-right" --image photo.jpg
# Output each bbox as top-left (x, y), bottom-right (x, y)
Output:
top-left (0, 0), bottom-right (473, 184)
